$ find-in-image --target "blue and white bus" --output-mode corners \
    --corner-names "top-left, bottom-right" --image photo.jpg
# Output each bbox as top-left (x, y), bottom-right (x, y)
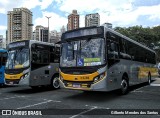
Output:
top-left (0, 49), bottom-right (7, 86)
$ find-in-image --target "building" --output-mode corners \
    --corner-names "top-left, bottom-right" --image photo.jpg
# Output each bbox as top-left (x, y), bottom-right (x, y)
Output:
top-left (7, 8), bottom-right (32, 44)
top-left (32, 30), bottom-right (36, 40)
top-left (0, 35), bottom-right (6, 48)
top-left (35, 25), bottom-right (48, 42)
top-left (61, 25), bottom-right (66, 34)
top-left (50, 30), bottom-right (61, 43)
top-left (67, 10), bottom-right (79, 31)
top-left (35, 25), bottom-right (44, 41)
top-left (103, 23), bottom-right (112, 28)
top-left (6, 30), bottom-right (8, 46)
top-left (41, 28), bottom-right (48, 42)
top-left (0, 35), bottom-right (3, 48)
top-left (85, 13), bottom-right (100, 27)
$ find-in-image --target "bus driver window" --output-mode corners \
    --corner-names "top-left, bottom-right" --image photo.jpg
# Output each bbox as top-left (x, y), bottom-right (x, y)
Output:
top-left (108, 41), bottom-right (119, 59)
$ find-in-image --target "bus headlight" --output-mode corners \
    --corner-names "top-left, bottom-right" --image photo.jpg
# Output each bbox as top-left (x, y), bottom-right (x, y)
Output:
top-left (24, 73), bottom-right (29, 78)
top-left (93, 72), bottom-right (106, 83)
top-left (94, 77), bottom-right (99, 82)
top-left (20, 73), bottom-right (29, 80)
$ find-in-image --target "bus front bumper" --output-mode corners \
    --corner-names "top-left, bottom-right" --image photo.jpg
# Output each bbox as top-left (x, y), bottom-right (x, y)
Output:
top-left (5, 74), bottom-right (30, 86)
top-left (59, 76), bottom-right (107, 91)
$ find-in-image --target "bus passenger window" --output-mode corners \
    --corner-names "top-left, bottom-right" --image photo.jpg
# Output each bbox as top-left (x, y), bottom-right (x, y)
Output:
top-left (2, 53), bottom-right (7, 65)
top-left (32, 52), bottom-right (37, 63)
top-left (108, 42), bottom-right (119, 59)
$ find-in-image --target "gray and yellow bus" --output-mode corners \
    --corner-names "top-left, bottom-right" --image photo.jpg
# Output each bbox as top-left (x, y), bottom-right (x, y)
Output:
top-left (59, 26), bottom-right (157, 94)
top-left (5, 40), bottom-right (60, 89)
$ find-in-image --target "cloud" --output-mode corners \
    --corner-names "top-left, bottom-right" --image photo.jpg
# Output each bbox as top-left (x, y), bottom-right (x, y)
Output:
top-left (39, 0), bottom-right (53, 10)
top-left (56, 0), bottom-right (136, 26)
top-left (58, 0), bottom-right (133, 14)
top-left (0, 0), bottom-right (160, 38)
top-left (55, 0), bottom-right (160, 27)
top-left (0, 25), bottom-right (7, 31)
top-left (136, 4), bottom-right (160, 21)
top-left (34, 11), bottom-right (67, 32)
top-left (0, 0), bottom-right (54, 14)
top-left (0, 8), bottom-right (5, 14)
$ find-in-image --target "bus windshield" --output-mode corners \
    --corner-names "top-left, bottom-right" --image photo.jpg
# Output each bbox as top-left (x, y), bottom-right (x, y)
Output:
top-left (5, 48), bottom-right (29, 69)
top-left (61, 38), bottom-right (105, 67)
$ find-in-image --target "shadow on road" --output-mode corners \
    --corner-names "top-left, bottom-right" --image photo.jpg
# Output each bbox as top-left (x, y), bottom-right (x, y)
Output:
top-left (129, 80), bottom-right (154, 91)
top-left (0, 84), bottom-right (19, 88)
top-left (63, 81), bottom-right (154, 102)
top-left (5, 80), bottom-right (154, 99)
top-left (7, 87), bottom-right (59, 94)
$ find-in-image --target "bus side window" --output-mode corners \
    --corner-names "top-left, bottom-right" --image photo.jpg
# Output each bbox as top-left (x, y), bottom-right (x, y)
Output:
top-left (119, 38), bottom-right (132, 60)
top-left (108, 41), bottom-right (119, 59)
top-left (50, 46), bottom-right (60, 63)
top-left (32, 51), bottom-right (37, 63)
top-left (2, 53), bottom-right (7, 65)
top-left (31, 44), bottom-right (50, 64)
top-left (54, 47), bottom-right (60, 63)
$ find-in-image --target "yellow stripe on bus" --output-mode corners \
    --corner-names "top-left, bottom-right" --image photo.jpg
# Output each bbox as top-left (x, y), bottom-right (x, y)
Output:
top-left (5, 73), bottom-right (23, 80)
top-left (60, 71), bottom-right (99, 81)
top-left (138, 67), bottom-right (158, 79)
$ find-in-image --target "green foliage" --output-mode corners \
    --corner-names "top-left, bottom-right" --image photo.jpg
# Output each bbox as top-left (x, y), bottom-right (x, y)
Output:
top-left (114, 25), bottom-right (160, 62)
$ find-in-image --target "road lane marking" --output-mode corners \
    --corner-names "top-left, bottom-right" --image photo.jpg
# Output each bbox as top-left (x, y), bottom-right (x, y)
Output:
top-left (69, 105), bottom-right (110, 118)
top-left (17, 100), bottom-right (61, 109)
top-left (131, 91), bottom-right (143, 93)
top-left (134, 86), bottom-right (145, 91)
top-left (69, 106), bottom-right (97, 118)
top-left (150, 84), bottom-right (160, 86)
top-left (0, 96), bottom-right (26, 101)
top-left (131, 85), bottom-right (148, 93)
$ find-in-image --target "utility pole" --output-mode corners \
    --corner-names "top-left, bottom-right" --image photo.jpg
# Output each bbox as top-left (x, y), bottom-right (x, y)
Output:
top-left (45, 16), bottom-right (51, 43)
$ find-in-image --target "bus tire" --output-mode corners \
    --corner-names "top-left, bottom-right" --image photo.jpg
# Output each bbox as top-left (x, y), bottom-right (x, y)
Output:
top-left (120, 76), bottom-right (129, 95)
top-left (148, 73), bottom-right (151, 85)
top-left (51, 75), bottom-right (60, 89)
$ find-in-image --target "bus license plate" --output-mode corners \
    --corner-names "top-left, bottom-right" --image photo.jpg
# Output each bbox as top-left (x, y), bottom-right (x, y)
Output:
top-left (73, 84), bottom-right (80, 88)
top-left (9, 81), bottom-right (13, 84)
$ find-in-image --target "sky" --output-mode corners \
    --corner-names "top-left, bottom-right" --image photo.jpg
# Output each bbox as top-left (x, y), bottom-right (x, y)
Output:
top-left (0, 0), bottom-right (160, 38)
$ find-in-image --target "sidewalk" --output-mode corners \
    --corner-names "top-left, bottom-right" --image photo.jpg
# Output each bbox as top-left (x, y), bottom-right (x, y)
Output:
top-left (151, 77), bottom-right (160, 86)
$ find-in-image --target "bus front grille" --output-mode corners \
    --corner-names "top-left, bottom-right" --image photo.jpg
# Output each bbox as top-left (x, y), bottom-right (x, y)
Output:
top-left (63, 80), bottom-right (93, 88)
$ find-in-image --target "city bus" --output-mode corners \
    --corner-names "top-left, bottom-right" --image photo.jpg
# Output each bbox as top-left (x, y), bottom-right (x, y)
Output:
top-left (59, 26), bottom-right (157, 94)
top-left (5, 40), bottom-right (60, 89)
top-left (0, 49), bottom-right (7, 86)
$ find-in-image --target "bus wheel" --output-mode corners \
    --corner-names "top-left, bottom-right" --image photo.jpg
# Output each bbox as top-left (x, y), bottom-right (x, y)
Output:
top-left (120, 77), bottom-right (129, 95)
top-left (51, 75), bottom-right (60, 89)
top-left (148, 73), bottom-right (151, 85)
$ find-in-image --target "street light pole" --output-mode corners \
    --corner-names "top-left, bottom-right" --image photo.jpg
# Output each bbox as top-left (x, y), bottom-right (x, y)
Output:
top-left (45, 16), bottom-right (51, 43)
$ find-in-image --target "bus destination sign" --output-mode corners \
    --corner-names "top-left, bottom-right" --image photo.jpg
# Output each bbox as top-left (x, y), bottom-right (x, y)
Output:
top-left (62, 27), bottom-right (103, 39)
top-left (9, 42), bottom-right (26, 48)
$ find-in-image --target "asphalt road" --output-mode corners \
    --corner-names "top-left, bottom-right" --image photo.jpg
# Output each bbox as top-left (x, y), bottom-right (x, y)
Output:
top-left (0, 78), bottom-right (160, 118)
